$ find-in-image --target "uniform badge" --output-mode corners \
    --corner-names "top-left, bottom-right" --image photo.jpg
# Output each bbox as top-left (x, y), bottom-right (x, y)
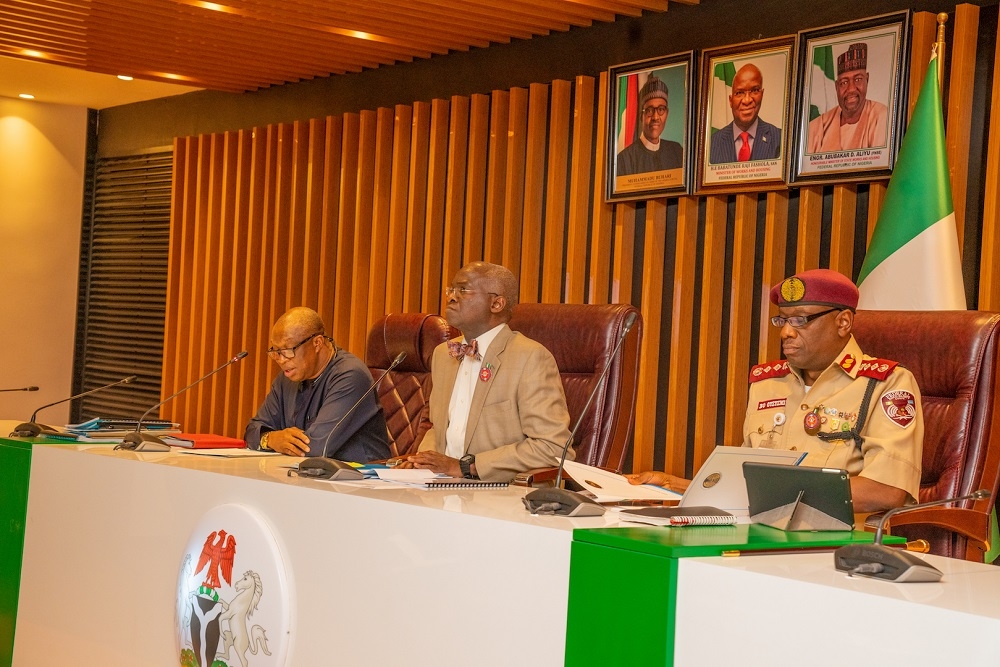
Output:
top-left (772, 413), bottom-right (785, 426)
top-left (780, 276), bottom-right (806, 303)
top-left (880, 390), bottom-right (916, 428)
top-left (757, 398), bottom-right (786, 410)
top-left (803, 410), bottom-right (821, 436)
top-left (840, 354), bottom-right (856, 372)
top-left (479, 363), bottom-right (493, 382)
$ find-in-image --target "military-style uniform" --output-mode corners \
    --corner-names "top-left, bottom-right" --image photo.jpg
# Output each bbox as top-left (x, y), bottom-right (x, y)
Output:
top-left (743, 335), bottom-right (923, 501)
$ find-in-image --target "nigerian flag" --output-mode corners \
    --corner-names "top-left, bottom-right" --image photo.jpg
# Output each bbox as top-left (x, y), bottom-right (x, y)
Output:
top-left (710, 61), bottom-right (736, 135)
top-left (617, 73), bottom-right (640, 149)
top-left (856, 54), bottom-right (966, 310)
top-left (810, 46), bottom-right (838, 120)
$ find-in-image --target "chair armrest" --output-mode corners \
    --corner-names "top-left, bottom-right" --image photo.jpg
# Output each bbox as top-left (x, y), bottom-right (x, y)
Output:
top-left (512, 467), bottom-right (558, 487)
top-left (866, 507), bottom-right (991, 551)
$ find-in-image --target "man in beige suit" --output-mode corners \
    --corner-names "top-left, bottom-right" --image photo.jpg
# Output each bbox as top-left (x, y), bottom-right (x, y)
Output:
top-left (404, 261), bottom-right (573, 482)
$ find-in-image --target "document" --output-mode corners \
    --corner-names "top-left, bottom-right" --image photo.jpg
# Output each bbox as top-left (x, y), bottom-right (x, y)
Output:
top-left (561, 460), bottom-right (681, 503)
top-left (175, 448), bottom-right (281, 457)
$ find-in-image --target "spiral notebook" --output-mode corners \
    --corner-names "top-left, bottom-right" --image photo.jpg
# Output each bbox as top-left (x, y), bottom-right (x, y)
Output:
top-left (420, 477), bottom-right (509, 489)
top-left (618, 506), bottom-right (736, 526)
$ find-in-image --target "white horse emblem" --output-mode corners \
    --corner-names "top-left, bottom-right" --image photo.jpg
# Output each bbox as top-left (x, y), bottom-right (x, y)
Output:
top-left (217, 570), bottom-right (271, 667)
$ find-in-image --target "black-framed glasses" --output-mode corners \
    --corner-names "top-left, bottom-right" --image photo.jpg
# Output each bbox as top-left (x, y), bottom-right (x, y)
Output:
top-left (770, 308), bottom-right (841, 329)
top-left (444, 286), bottom-right (500, 299)
top-left (642, 105), bottom-right (668, 118)
top-left (267, 332), bottom-right (324, 360)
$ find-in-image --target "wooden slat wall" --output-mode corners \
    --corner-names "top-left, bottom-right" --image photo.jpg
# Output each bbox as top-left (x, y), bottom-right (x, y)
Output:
top-left (164, 4), bottom-right (995, 478)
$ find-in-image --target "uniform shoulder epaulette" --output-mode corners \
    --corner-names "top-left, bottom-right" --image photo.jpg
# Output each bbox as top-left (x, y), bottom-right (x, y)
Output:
top-left (748, 360), bottom-right (790, 383)
top-left (856, 357), bottom-right (900, 381)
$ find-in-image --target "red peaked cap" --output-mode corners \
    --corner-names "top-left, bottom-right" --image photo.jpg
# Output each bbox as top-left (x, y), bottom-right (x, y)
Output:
top-left (769, 268), bottom-right (859, 311)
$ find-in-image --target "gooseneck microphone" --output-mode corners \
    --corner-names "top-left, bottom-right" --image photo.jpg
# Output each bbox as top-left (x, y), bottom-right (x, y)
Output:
top-left (1, 386), bottom-right (39, 393)
top-left (295, 351), bottom-right (407, 479)
top-left (11, 376), bottom-right (138, 437)
top-left (834, 489), bottom-right (991, 582)
top-left (115, 351), bottom-right (248, 452)
top-left (523, 310), bottom-right (639, 517)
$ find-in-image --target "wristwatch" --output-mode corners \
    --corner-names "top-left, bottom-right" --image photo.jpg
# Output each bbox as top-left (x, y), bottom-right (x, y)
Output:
top-left (459, 454), bottom-right (476, 479)
top-left (260, 432), bottom-right (271, 451)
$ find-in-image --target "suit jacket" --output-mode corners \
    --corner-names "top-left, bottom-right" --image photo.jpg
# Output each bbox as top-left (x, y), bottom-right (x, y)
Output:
top-left (419, 324), bottom-right (573, 482)
top-left (708, 118), bottom-right (782, 164)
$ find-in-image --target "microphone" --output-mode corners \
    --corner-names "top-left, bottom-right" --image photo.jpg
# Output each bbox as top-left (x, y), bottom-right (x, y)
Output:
top-left (0, 386), bottom-right (39, 393)
top-left (115, 351), bottom-right (248, 452)
top-left (523, 310), bottom-right (639, 517)
top-left (833, 489), bottom-right (991, 582)
top-left (295, 351), bottom-right (406, 480)
top-left (11, 376), bottom-right (138, 438)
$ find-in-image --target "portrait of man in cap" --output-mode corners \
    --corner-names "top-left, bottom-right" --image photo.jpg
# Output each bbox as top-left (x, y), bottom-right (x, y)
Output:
top-left (708, 63), bottom-right (782, 164)
top-left (615, 74), bottom-right (684, 177)
top-left (807, 42), bottom-right (889, 152)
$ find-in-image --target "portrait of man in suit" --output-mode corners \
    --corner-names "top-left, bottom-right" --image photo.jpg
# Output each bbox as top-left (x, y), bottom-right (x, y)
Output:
top-left (708, 63), bottom-right (782, 164)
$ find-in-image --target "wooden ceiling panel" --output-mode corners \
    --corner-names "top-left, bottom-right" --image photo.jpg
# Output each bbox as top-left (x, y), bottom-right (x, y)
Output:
top-left (0, 0), bottom-right (671, 92)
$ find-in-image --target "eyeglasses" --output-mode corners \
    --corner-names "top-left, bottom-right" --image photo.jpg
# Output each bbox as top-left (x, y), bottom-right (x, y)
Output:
top-left (770, 308), bottom-right (841, 329)
top-left (642, 105), bottom-right (668, 118)
top-left (445, 286), bottom-right (500, 299)
top-left (732, 86), bottom-right (762, 99)
top-left (267, 332), bottom-right (324, 360)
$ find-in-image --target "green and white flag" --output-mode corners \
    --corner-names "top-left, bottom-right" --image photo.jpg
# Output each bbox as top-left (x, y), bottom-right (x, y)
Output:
top-left (856, 54), bottom-right (966, 310)
top-left (809, 45), bottom-right (837, 120)
top-left (710, 61), bottom-right (736, 135)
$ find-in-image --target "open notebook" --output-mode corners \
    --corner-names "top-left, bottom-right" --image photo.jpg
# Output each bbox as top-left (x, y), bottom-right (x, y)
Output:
top-left (678, 446), bottom-right (806, 516)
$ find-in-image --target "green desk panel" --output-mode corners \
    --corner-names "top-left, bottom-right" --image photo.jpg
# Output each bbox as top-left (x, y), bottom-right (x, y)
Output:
top-left (565, 524), bottom-right (903, 667)
top-left (0, 438), bottom-right (32, 667)
top-left (0, 436), bottom-right (81, 667)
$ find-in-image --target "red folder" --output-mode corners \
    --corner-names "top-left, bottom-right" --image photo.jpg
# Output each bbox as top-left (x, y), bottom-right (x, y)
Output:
top-left (161, 433), bottom-right (246, 449)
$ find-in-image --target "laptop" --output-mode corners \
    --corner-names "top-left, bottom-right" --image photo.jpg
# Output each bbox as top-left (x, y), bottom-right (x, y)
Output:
top-left (678, 446), bottom-right (806, 516)
top-left (743, 462), bottom-right (855, 531)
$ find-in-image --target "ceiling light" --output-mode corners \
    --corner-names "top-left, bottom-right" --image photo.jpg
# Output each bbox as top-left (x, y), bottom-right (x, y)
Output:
top-left (20, 49), bottom-right (45, 59)
top-left (18, 93), bottom-right (35, 100)
top-left (117, 75), bottom-right (134, 81)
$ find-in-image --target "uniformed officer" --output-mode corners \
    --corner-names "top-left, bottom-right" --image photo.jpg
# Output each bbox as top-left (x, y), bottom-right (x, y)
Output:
top-left (630, 268), bottom-right (923, 513)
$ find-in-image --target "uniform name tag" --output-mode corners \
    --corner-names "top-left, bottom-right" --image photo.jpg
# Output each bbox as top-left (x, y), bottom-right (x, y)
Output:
top-left (757, 398), bottom-right (786, 410)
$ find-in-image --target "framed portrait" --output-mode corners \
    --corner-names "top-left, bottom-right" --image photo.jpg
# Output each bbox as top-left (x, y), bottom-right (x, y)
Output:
top-left (696, 37), bottom-right (795, 194)
top-left (789, 12), bottom-right (909, 183)
top-left (605, 52), bottom-right (695, 202)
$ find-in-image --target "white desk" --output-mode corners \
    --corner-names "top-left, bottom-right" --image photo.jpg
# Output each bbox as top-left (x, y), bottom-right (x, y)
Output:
top-left (674, 551), bottom-right (1000, 666)
top-left (14, 445), bottom-right (613, 666)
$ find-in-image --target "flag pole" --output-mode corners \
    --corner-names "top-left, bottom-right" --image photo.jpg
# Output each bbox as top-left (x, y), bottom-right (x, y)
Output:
top-left (936, 13), bottom-right (948, 94)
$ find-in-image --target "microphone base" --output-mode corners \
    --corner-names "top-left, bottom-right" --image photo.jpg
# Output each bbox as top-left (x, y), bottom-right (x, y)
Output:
top-left (523, 487), bottom-right (606, 517)
top-left (293, 457), bottom-right (364, 481)
top-left (115, 431), bottom-right (170, 452)
top-left (10, 422), bottom-right (63, 438)
top-left (833, 543), bottom-right (943, 583)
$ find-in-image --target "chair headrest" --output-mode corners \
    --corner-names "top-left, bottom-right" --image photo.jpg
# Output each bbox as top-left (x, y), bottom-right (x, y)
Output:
top-left (366, 313), bottom-right (457, 372)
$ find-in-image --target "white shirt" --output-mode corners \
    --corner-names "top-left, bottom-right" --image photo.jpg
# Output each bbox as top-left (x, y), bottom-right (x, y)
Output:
top-left (444, 323), bottom-right (505, 459)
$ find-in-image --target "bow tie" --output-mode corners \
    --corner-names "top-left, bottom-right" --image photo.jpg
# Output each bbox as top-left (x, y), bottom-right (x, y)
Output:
top-left (448, 339), bottom-right (481, 361)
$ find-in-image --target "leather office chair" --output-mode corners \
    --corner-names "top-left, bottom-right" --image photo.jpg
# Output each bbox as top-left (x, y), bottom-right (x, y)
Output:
top-left (365, 313), bottom-right (458, 458)
top-left (508, 303), bottom-right (643, 485)
top-left (852, 310), bottom-right (1000, 561)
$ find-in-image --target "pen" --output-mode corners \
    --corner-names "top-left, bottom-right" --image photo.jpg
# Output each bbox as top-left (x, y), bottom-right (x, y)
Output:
top-left (386, 458), bottom-right (403, 467)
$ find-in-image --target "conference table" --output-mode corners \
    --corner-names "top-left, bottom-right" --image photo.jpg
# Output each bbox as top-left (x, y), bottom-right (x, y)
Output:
top-left (8, 441), bottom-right (597, 666)
top-left (6, 439), bottom-right (999, 666)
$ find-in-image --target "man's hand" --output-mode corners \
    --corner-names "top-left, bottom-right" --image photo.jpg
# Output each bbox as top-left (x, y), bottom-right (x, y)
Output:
top-left (266, 427), bottom-right (311, 456)
top-left (408, 451), bottom-right (462, 478)
top-left (625, 471), bottom-right (691, 493)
